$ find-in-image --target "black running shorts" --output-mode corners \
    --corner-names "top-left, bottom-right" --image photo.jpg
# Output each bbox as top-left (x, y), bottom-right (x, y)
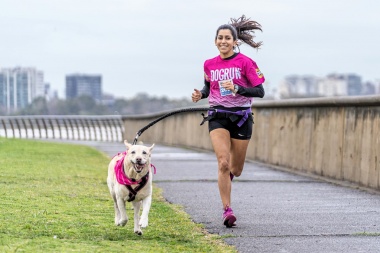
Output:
top-left (208, 112), bottom-right (253, 140)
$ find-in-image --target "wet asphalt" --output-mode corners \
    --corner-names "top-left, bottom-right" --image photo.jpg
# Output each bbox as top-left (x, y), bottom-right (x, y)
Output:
top-left (64, 140), bottom-right (380, 253)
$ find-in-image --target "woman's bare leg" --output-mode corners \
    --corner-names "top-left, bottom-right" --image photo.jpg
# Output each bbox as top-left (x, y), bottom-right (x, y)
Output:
top-left (229, 138), bottom-right (250, 177)
top-left (210, 129), bottom-right (232, 209)
top-left (210, 129), bottom-right (251, 208)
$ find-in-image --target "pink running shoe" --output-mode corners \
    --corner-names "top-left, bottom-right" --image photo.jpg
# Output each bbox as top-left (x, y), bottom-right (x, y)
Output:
top-left (223, 207), bottom-right (237, 227)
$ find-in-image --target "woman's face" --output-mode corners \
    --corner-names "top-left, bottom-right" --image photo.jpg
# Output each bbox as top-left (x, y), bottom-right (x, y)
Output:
top-left (215, 29), bottom-right (236, 58)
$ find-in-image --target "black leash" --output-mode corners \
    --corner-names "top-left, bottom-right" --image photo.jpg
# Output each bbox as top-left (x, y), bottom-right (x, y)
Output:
top-left (132, 107), bottom-right (215, 145)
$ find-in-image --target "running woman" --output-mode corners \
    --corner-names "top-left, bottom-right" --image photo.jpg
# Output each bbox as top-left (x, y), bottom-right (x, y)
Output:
top-left (191, 15), bottom-right (265, 228)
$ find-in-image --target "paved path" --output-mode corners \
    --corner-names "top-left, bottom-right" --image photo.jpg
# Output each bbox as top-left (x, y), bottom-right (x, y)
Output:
top-left (74, 140), bottom-right (380, 253)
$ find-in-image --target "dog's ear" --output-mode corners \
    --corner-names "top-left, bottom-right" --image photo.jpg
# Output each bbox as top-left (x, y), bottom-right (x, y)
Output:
top-left (124, 140), bottom-right (132, 150)
top-left (148, 143), bottom-right (155, 153)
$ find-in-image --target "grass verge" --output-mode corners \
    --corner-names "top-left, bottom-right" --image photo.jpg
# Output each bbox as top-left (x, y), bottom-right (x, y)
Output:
top-left (0, 138), bottom-right (236, 253)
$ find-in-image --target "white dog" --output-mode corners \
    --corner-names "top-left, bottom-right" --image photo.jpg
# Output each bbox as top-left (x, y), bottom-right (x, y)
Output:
top-left (107, 140), bottom-right (155, 235)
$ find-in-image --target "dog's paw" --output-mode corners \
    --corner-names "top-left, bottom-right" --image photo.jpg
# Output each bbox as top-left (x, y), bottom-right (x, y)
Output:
top-left (134, 229), bottom-right (143, 236)
top-left (139, 218), bottom-right (149, 228)
top-left (117, 219), bottom-right (128, 227)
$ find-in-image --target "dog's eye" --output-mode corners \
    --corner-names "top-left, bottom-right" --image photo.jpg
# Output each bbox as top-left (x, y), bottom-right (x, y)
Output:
top-left (142, 151), bottom-right (147, 155)
top-left (131, 151), bottom-right (136, 154)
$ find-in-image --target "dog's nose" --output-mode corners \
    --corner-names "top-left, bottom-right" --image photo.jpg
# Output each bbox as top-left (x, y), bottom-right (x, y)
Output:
top-left (136, 158), bottom-right (142, 163)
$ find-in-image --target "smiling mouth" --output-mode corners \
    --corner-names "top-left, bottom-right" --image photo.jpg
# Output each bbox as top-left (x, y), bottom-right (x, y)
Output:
top-left (133, 163), bottom-right (146, 173)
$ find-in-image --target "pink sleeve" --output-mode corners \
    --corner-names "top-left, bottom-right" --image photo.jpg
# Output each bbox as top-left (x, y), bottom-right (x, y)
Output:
top-left (245, 59), bottom-right (265, 87)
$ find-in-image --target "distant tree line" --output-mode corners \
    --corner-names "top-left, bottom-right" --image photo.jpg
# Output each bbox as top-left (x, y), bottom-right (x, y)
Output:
top-left (5, 93), bottom-right (208, 116)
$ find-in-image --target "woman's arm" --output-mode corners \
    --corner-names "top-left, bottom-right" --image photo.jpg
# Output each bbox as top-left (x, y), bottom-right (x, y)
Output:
top-left (200, 81), bottom-right (210, 99)
top-left (236, 84), bottom-right (265, 98)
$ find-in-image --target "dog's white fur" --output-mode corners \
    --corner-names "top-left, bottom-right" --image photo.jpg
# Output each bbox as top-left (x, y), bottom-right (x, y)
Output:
top-left (107, 140), bottom-right (155, 235)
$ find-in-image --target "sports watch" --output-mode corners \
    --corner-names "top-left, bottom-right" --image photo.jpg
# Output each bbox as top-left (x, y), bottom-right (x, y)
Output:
top-left (233, 85), bottom-right (239, 94)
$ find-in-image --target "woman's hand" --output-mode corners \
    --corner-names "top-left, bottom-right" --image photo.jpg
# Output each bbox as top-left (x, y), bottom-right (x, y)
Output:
top-left (192, 89), bottom-right (202, 103)
top-left (221, 80), bottom-right (234, 92)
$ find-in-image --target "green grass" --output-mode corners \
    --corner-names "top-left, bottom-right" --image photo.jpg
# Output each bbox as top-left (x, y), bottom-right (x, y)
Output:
top-left (0, 138), bottom-right (236, 253)
top-left (353, 232), bottom-right (380, 237)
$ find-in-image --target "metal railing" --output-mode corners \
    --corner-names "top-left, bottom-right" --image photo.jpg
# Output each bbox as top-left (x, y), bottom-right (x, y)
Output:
top-left (0, 115), bottom-right (124, 142)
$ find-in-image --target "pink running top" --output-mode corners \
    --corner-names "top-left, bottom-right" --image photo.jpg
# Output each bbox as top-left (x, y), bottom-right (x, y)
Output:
top-left (204, 53), bottom-right (265, 107)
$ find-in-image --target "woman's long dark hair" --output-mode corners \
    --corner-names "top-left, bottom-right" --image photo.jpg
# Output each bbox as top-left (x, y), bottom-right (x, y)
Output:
top-left (216, 15), bottom-right (263, 49)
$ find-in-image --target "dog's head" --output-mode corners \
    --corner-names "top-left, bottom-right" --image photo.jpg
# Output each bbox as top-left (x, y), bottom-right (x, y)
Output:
top-left (124, 140), bottom-right (155, 174)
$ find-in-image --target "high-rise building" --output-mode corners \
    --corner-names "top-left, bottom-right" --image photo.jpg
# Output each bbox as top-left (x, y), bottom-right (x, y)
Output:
top-left (65, 74), bottom-right (102, 102)
top-left (278, 73), bottom-right (364, 99)
top-left (0, 67), bottom-right (44, 114)
top-left (279, 75), bottom-right (320, 98)
top-left (319, 74), bottom-right (347, 96)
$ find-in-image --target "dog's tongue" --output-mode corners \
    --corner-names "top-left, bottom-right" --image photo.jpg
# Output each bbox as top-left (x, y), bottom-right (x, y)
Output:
top-left (134, 163), bottom-right (145, 172)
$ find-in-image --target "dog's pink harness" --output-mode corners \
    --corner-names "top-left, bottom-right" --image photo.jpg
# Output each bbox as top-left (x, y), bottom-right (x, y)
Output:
top-left (114, 152), bottom-right (156, 202)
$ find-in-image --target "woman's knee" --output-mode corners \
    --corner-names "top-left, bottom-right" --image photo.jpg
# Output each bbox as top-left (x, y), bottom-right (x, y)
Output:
top-left (232, 169), bottom-right (242, 177)
top-left (230, 163), bottom-right (244, 177)
top-left (218, 159), bottom-right (230, 173)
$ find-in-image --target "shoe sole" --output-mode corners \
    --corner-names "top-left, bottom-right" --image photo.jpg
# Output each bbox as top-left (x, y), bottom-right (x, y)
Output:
top-left (223, 214), bottom-right (237, 228)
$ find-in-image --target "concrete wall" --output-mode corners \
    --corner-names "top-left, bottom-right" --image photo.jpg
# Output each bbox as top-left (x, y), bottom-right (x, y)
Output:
top-left (122, 96), bottom-right (380, 191)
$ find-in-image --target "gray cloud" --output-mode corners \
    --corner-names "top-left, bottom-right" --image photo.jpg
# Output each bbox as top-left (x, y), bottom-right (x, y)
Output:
top-left (1, 0), bottom-right (379, 99)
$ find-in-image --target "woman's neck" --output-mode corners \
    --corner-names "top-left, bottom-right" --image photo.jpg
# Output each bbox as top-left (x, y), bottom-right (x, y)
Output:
top-left (220, 51), bottom-right (235, 59)
top-left (220, 52), bottom-right (238, 60)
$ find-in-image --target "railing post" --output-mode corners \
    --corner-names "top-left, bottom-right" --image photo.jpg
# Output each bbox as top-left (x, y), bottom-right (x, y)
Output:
top-left (74, 118), bottom-right (81, 140)
top-left (96, 119), bottom-right (104, 141)
top-left (20, 118), bottom-right (28, 138)
top-left (1, 118), bottom-right (8, 138)
top-left (35, 118), bottom-right (42, 138)
top-left (84, 118), bottom-right (92, 141)
top-left (15, 118), bottom-right (22, 138)
top-left (55, 118), bottom-right (62, 139)
top-left (90, 118), bottom-right (97, 141)
top-left (46, 118), bottom-right (55, 139)
top-left (80, 118), bottom-right (91, 140)
top-left (105, 119), bottom-right (111, 142)
top-left (29, 118), bottom-right (35, 138)
top-left (62, 118), bottom-right (70, 140)
top-left (68, 118), bottom-right (75, 140)
top-left (42, 118), bottom-right (48, 138)
top-left (9, 119), bottom-right (15, 138)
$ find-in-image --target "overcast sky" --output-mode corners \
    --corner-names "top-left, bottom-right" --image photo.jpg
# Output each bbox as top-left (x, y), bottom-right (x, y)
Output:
top-left (1, 0), bottom-right (379, 99)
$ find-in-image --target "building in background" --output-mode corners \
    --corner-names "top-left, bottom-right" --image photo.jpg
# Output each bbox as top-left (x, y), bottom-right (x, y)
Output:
top-left (0, 67), bottom-right (44, 114)
top-left (65, 74), bottom-right (102, 102)
top-left (278, 75), bottom-right (320, 98)
top-left (278, 73), bottom-right (375, 99)
top-left (44, 83), bottom-right (58, 101)
top-left (318, 74), bottom-right (348, 97)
